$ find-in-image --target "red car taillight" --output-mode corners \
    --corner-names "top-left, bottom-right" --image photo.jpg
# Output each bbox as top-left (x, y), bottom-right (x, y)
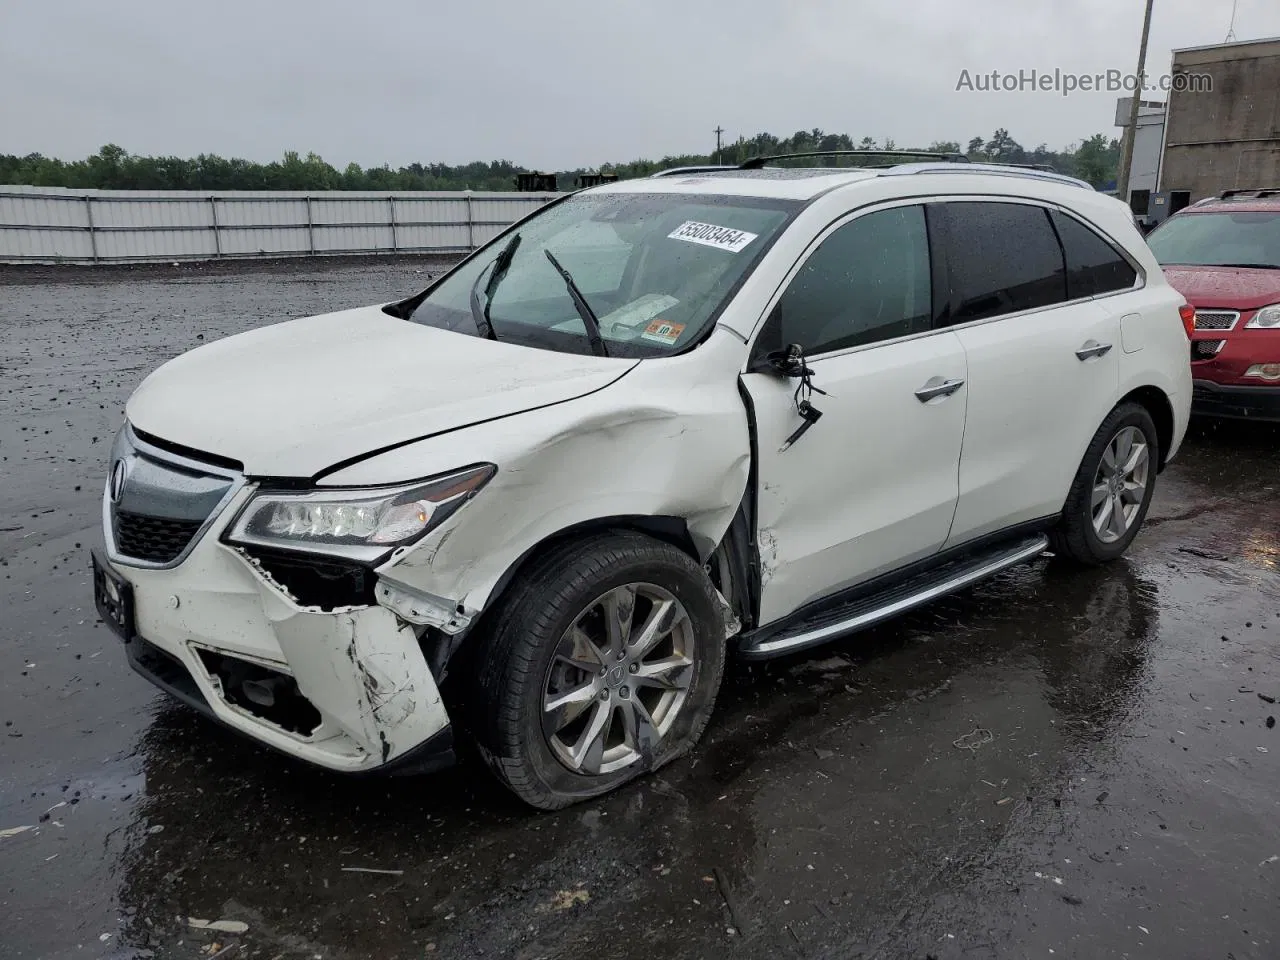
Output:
top-left (1178, 303), bottom-right (1196, 339)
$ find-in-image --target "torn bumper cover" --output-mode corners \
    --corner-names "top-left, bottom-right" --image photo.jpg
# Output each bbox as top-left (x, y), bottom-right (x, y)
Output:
top-left (96, 486), bottom-right (455, 774)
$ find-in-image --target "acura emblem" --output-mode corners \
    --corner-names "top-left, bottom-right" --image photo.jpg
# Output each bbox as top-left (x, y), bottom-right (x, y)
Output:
top-left (109, 459), bottom-right (128, 504)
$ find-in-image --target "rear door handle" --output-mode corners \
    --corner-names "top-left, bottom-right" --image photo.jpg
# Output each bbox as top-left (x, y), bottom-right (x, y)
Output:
top-left (1075, 340), bottom-right (1113, 361)
top-left (914, 376), bottom-right (965, 402)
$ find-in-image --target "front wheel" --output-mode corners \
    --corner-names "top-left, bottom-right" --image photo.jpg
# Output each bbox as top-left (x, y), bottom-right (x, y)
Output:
top-left (472, 531), bottom-right (725, 809)
top-left (1051, 402), bottom-right (1160, 565)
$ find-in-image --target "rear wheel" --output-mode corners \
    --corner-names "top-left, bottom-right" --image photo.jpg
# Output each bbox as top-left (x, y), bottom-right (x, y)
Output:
top-left (1051, 402), bottom-right (1159, 565)
top-left (473, 531), bottom-right (725, 809)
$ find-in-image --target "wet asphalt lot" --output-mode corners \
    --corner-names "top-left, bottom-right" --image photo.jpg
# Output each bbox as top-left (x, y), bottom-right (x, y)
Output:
top-left (2, 258), bottom-right (1278, 960)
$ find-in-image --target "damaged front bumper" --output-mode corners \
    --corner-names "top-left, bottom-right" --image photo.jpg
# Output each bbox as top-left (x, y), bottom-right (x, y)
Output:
top-left (95, 480), bottom-right (456, 775)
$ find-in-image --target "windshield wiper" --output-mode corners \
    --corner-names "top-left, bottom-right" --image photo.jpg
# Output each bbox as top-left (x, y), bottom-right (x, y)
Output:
top-left (1214, 262), bottom-right (1280, 270)
top-left (543, 249), bottom-right (609, 357)
top-left (469, 233), bottom-right (521, 340)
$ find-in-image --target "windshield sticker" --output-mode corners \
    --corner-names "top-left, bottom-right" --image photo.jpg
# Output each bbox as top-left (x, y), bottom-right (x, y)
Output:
top-left (640, 319), bottom-right (686, 345)
top-left (667, 221), bottom-right (758, 253)
top-left (599, 293), bottom-right (680, 334)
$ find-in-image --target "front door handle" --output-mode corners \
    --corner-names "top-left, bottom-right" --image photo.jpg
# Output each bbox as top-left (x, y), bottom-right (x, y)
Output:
top-left (1075, 340), bottom-right (1114, 361)
top-left (914, 376), bottom-right (965, 402)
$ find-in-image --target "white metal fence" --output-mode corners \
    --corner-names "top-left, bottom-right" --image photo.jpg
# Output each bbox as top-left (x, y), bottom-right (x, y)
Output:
top-left (0, 186), bottom-right (561, 264)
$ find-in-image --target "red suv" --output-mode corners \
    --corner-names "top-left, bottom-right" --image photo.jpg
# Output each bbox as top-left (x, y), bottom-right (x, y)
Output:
top-left (1146, 189), bottom-right (1280, 421)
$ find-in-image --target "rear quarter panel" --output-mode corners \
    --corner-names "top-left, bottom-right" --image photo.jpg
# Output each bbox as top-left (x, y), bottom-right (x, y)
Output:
top-left (1099, 209), bottom-right (1192, 461)
top-left (1114, 280), bottom-right (1193, 462)
top-left (1054, 188), bottom-right (1191, 463)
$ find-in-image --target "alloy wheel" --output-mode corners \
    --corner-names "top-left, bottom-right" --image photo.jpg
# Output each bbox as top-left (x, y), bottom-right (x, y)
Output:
top-left (1091, 425), bottom-right (1150, 544)
top-left (542, 583), bottom-right (694, 776)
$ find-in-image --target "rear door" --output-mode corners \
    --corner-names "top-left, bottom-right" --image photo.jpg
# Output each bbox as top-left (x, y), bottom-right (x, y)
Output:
top-left (742, 203), bottom-right (969, 626)
top-left (933, 200), bottom-right (1130, 546)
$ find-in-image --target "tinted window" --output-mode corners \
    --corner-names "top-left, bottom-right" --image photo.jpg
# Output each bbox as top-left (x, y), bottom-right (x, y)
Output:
top-left (774, 206), bottom-right (931, 354)
top-left (1050, 210), bottom-right (1137, 297)
top-left (941, 202), bottom-right (1066, 323)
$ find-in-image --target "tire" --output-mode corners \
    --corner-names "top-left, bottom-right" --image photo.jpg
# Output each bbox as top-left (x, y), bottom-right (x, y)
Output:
top-left (472, 530), bottom-right (726, 810)
top-left (1050, 402), bottom-right (1160, 565)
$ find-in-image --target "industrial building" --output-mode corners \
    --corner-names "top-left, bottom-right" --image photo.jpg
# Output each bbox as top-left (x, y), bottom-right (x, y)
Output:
top-left (1117, 36), bottom-right (1280, 226)
top-left (1113, 97), bottom-right (1169, 216)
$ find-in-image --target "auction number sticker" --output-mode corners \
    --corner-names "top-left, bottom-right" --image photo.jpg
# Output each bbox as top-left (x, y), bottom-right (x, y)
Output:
top-left (640, 319), bottom-right (686, 345)
top-left (667, 221), bottom-right (758, 253)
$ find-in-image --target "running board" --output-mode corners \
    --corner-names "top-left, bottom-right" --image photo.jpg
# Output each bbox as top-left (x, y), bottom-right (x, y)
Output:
top-left (739, 535), bottom-right (1049, 659)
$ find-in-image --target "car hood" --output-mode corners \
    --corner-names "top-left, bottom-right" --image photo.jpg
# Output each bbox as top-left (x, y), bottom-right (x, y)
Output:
top-left (1162, 265), bottom-right (1280, 310)
top-left (126, 305), bottom-right (638, 477)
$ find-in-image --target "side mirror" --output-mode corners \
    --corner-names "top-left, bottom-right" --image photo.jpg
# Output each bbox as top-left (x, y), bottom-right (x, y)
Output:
top-left (765, 343), bottom-right (808, 377)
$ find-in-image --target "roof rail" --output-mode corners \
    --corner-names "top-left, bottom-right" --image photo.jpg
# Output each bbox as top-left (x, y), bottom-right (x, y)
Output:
top-left (991, 162), bottom-right (1059, 172)
top-left (1217, 187), bottom-right (1280, 199)
top-left (649, 165), bottom-right (738, 178)
top-left (739, 149), bottom-right (969, 170)
top-left (882, 161), bottom-right (1092, 190)
top-left (647, 156), bottom-right (1091, 190)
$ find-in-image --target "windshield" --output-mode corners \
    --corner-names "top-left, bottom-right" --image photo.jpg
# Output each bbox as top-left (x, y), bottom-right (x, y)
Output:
top-left (1147, 210), bottom-right (1280, 268)
top-left (405, 192), bottom-right (798, 357)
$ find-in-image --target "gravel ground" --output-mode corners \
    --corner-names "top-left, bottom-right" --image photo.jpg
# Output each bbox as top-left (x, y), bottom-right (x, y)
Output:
top-left (2, 258), bottom-right (1278, 960)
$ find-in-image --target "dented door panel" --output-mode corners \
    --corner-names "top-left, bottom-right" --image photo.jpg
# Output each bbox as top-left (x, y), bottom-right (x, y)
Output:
top-left (743, 333), bottom-right (969, 625)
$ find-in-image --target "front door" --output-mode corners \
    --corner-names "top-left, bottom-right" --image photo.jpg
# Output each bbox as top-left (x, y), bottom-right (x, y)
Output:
top-left (741, 204), bottom-right (969, 627)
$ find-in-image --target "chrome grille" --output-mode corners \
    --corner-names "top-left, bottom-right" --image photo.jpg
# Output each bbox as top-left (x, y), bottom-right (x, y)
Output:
top-left (1193, 310), bottom-right (1239, 331)
top-left (104, 427), bottom-right (242, 568)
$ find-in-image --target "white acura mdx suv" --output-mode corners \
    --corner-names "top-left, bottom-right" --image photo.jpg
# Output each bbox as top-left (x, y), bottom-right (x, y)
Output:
top-left (93, 154), bottom-right (1192, 808)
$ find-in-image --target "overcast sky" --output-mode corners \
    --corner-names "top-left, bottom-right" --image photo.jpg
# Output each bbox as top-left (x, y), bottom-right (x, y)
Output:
top-left (3, 0), bottom-right (1278, 170)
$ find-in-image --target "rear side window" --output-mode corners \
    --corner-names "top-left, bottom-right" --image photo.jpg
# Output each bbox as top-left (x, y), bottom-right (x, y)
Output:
top-left (1050, 210), bottom-right (1137, 297)
top-left (938, 202), bottom-right (1066, 323)
top-left (773, 205), bottom-right (932, 355)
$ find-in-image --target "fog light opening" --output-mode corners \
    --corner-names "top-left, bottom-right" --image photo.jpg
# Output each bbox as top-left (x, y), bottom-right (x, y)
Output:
top-left (1244, 363), bottom-right (1280, 381)
top-left (195, 649), bottom-right (322, 736)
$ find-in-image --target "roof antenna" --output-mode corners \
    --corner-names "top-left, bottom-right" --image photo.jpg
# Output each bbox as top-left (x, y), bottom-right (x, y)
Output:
top-left (1225, 0), bottom-right (1239, 41)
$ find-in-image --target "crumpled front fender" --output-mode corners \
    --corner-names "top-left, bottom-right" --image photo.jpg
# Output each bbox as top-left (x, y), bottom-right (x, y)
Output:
top-left (325, 330), bottom-right (754, 623)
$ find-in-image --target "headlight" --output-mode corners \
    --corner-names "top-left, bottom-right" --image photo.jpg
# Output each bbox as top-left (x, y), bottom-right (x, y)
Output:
top-left (225, 464), bottom-right (495, 562)
top-left (1245, 304), bottom-right (1280, 329)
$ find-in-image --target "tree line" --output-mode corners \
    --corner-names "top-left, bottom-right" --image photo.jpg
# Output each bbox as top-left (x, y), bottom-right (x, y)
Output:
top-left (602, 129), bottom-right (1120, 188)
top-left (0, 129), bottom-right (1121, 193)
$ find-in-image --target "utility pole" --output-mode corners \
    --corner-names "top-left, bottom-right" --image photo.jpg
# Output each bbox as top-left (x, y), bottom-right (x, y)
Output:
top-left (1115, 0), bottom-right (1155, 206)
top-left (714, 125), bottom-right (724, 164)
